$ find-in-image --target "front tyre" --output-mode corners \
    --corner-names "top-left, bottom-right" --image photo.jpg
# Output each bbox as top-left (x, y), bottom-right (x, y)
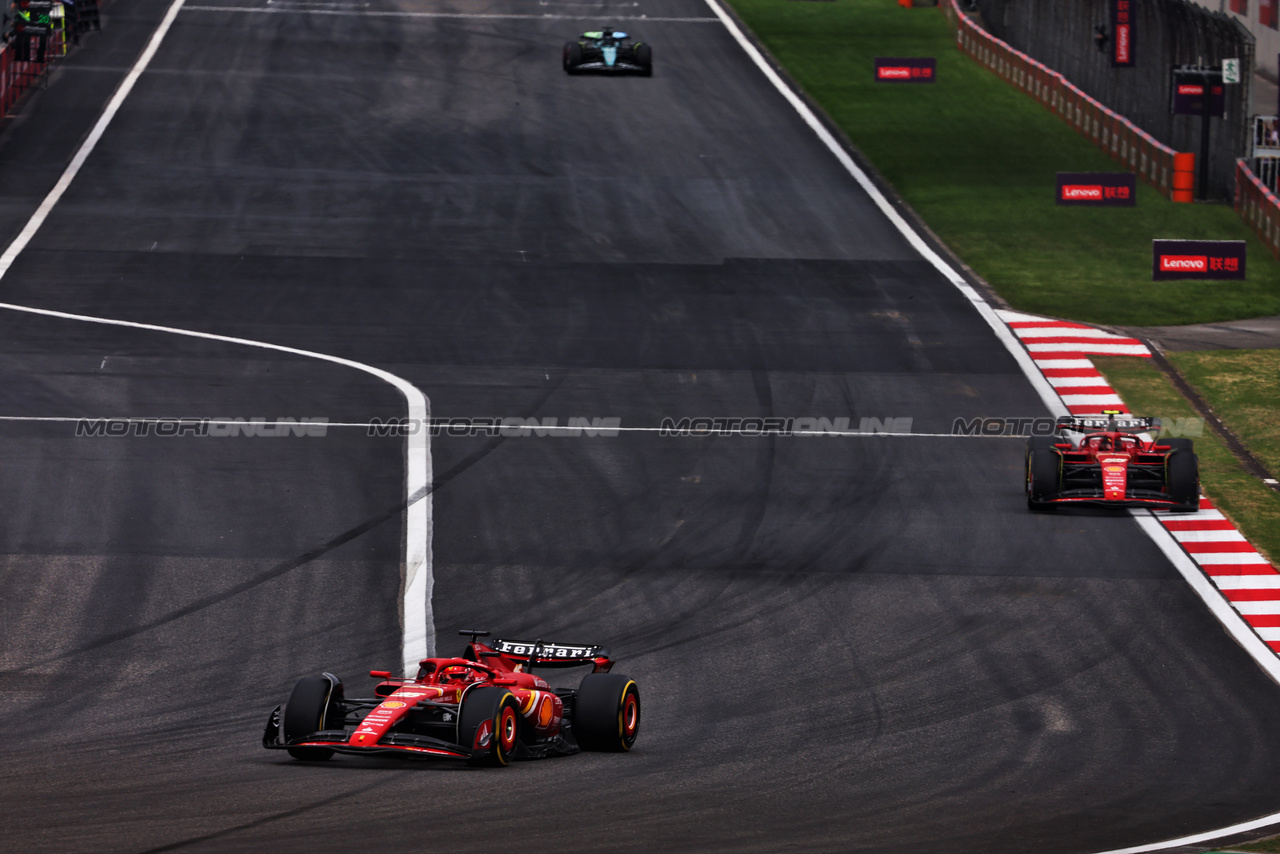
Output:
top-left (1167, 451), bottom-right (1200, 510)
top-left (1026, 448), bottom-right (1060, 511)
top-left (574, 673), bottom-right (640, 752)
top-left (1025, 435), bottom-right (1055, 470)
top-left (634, 43), bottom-right (652, 77)
top-left (459, 687), bottom-right (520, 767)
top-left (283, 676), bottom-right (340, 761)
top-left (563, 41), bottom-right (582, 73)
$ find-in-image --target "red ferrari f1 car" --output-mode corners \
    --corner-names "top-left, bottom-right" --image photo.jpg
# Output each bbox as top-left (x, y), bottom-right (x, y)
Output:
top-left (263, 631), bottom-right (640, 766)
top-left (1025, 413), bottom-right (1199, 511)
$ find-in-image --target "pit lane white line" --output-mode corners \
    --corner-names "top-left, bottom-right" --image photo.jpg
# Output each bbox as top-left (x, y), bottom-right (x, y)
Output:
top-left (0, 416), bottom-right (1026, 439)
top-left (0, 0), bottom-right (434, 673)
top-left (703, 1), bottom-right (1280, 850)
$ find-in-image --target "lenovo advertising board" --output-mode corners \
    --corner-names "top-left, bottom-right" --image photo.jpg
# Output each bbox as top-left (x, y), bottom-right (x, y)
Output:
top-left (1152, 240), bottom-right (1246, 280)
top-left (1056, 172), bottom-right (1136, 206)
top-left (1110, 0), bottom-right (1135, 68)
top-left (874, 58), bottom-right (936, 83)
top-left (1171, 69), bottom-right (1225, 117)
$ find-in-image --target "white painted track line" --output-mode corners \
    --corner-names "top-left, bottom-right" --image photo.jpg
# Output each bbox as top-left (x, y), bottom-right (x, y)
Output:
top-left (1170, 529), bottom-right (1248, 543)
top-left (1015, 326), bottom-right (1133, 339)
top-left (1235, 601), bottom-right (1280, 615)
top-left (0, 415), bottom-right (1025, 439)
top-left (1027, 342), bottom-right (1151, 356)
top-left (1047, 375), bottom-right (1114, 387)
top-left (0, 0), bottom-right (186, 277)
top-left (0, 0), bottom-right (434, 671)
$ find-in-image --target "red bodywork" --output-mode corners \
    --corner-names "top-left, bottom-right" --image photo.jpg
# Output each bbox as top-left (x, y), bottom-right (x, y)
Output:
top-left (267, 639), bottom-right (615, 761)
top-left (1027, 420), bottom-right (1198, 511)
top-left (1064, 434), bottom-right (1146, 504)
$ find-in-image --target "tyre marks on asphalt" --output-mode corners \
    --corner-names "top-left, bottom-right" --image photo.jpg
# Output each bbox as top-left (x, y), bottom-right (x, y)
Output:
top-left (0, 0), bottom-right (435, 671)
top-left (134, 777), bottom-right (401, 854)
top-left (6, 493), bottom-right (412, 672)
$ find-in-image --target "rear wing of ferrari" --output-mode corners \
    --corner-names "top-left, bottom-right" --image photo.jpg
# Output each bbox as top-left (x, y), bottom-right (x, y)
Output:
top-left (1057, 415), bottom-right (1160, 432)
top-left (490, 638), bottom-right (612, 669)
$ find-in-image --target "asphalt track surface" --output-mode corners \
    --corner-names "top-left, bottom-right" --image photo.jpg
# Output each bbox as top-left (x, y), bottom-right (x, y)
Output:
top-left (4, 2), bottom-right (1280, 853)
top-left (1125, 315), bottom-right (1280, 350)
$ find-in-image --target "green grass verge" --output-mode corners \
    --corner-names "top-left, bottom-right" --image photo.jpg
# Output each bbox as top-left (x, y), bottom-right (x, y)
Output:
top-left (1092, 355), bottom-right (1280, 562)
top-left (724, 0), bottom-right (1280, 326)
top-left (1168, 350), bottom-right (1280, 477)
top-left (1213, 840), bottom-right (1280, 853)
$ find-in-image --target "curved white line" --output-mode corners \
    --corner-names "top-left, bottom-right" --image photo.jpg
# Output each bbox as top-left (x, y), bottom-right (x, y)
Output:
top-left (0, 302), bottom-right (435, 672)
top-left (0, 0), bottom-right (433, 671)
top-left (704, 2), bottom-right (1280, 850)
top-left (1089, 802), bottom-right (1280, 854)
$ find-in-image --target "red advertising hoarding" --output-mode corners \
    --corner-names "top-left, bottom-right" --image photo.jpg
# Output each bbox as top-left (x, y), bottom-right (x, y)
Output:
top-left (1171, 70), bottom-right (1225, 116)
top-left (1111, 0), bottom-right (1135, 67)
top-left (1056, 172), bottom-right (1136, 206)
top-left (1151, 239), bottom-right (1246, 280)
top-left (874, 57), bottom-right (936, 83)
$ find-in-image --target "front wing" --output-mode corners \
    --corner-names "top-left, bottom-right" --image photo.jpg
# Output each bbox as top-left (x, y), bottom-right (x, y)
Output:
top-left (567, 59), bottom-right (648, 73)
top-left (262, 704), bottom-right (474, 760)
top-left (262, 703), bottom-right (579, 761)
top-left (1032, 456), bottom-right (1197, 510)
top-left (1033, 467), bottom-right (1195, 509)
top-left (1033, 491), bottom-right (1194, 510)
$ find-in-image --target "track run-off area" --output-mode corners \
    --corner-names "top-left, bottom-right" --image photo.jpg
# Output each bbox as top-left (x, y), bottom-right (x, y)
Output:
top-left (4, 1), bottom-right (1280, 852)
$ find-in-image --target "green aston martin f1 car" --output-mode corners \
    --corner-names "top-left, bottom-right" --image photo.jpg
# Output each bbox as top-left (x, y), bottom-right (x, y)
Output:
top-left (563, 27), bottom-right (652, 75)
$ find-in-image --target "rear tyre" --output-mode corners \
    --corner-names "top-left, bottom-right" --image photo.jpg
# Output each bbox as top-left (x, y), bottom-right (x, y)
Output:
top-left (574, 673), bottom-right (640, 752)
top-left (1026, 448), bottom-right (1060, 511)
top-left (283, 676), bottom-right (339, 761)
top-left (1167, 451), bottom-right (1200, 510)
top-left (459, 687), bottom-right (520, 767)
top-left (635, 43), bottom-right (652, 76)
top-left (563, 42), bottom-right (582, 73)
